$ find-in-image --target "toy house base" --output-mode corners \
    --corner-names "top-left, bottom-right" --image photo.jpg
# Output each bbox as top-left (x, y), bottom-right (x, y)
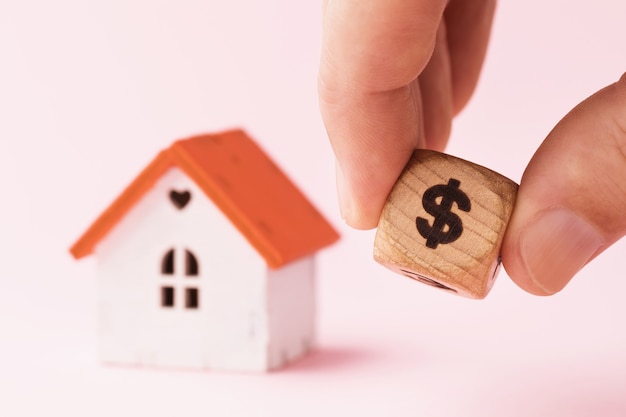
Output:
top-left (70, 130), bottom-right (338, 373)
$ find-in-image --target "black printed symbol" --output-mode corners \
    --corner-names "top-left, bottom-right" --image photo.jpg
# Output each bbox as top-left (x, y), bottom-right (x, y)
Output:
top-left (169, 190), bottom-right (191, 209)
top-left (416, 178), bottom-right (471, 249)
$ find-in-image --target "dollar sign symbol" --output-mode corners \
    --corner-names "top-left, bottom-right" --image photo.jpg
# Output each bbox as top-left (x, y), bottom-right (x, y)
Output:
top-left (416, 178), bottom-right (471, 249)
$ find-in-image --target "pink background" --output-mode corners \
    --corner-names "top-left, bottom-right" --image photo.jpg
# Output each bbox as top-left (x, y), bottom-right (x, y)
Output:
top-left (1, 1), bottom-right (625, 415)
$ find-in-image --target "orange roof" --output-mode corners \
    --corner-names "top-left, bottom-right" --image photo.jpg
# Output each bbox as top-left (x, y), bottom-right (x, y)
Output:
top-left (70, 129), bottom-right (339, 268)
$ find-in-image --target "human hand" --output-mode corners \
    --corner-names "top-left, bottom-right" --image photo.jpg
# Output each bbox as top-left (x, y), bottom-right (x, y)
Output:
top-left (318, 0), bottom-right (626, 295)
top-left (318, 0), bottom-right (496, 229)
top-left (501, 76), bottom-right (626, 295)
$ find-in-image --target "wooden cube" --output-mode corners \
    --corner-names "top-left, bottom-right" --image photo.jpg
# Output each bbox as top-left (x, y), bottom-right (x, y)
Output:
top-left (373, 150), bottom-right (518, 299)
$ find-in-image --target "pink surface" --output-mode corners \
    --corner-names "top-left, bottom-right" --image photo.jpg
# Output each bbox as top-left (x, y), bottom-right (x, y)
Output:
top-left (1, 1), bottom-right (625, 416)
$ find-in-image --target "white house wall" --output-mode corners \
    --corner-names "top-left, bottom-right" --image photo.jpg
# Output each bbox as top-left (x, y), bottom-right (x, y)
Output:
top-left (95, 167), bottom-right (271, 371)
top-left (266, 256), bottom-right (316, 369)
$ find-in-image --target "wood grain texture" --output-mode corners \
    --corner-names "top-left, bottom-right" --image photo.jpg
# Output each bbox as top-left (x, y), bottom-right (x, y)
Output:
top-left (374, 150), bottom-right (518, 299)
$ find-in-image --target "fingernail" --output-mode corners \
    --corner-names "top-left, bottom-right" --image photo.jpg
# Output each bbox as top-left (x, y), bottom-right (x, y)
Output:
top-left (520, 208), bottom-right (605, 295)
top-left (335, 160), bottom-right (352, 222)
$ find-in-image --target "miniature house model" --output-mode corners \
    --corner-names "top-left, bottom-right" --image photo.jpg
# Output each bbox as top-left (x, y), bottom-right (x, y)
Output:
top-left (70, 130), bottom-right (339, 372)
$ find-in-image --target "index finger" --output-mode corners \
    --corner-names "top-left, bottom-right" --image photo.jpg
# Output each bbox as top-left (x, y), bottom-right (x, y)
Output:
top-left (319, 0), bottom-right (447, 229)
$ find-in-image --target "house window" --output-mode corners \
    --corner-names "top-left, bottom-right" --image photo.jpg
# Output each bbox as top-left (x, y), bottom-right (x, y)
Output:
top-left (185, 250), bottom-right (198, 276)
top-left (159, 248), bottom-right (200, 309)
top-left (162, 249), bottom-right (174, 275)
top-left (186, 288), bottom-right (199, 309)
top-left (161, 286), bottom-right (175, 307)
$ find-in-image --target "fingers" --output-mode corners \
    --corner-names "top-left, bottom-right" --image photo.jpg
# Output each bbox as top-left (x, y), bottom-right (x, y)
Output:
top-left (444, 0), bottom-right (497, 114)
top-left (502, 74), bottom-right (626, 295)
top-left (319, 0), bottom-right (447, 229)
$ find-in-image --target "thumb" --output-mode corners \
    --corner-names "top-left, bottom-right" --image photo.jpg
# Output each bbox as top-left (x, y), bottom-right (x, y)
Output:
top-left (502, 74), bottom-right (626, 295)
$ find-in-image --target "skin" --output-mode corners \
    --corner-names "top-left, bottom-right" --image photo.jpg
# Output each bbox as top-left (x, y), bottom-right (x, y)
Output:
top-left (318, 0), bottom-right (626, 295)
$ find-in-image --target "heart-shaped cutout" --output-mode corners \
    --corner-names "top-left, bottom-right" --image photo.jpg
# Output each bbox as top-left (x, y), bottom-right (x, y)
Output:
top-left (169, 190), bottom-right (191, 209)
